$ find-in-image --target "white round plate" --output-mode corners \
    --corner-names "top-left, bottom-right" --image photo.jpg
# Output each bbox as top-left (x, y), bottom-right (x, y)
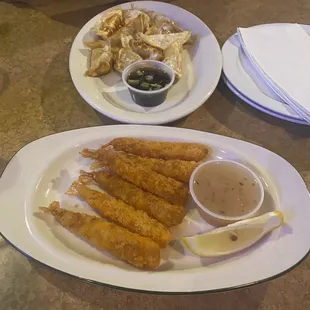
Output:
top-left (222, 24), bottom-right (310, 124)
top-left (222, 74), bottom-right (309, 125)
top-left (1, 125), bottom-right (309, 294)
top-left (69, 1), bottom-right (222, 124)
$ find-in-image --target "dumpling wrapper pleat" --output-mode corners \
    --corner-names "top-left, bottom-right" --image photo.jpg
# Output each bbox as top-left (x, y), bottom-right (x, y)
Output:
top-left (85, 45), bottom-right (113, 77)
top-left (114, 47), bottom-right (142, 73)
top-left (163, 41), bottom-right (183, 78)
top-left (137, 31), bottom-right (191, 50)
top-left (92, 8), bottom-right (123, 40)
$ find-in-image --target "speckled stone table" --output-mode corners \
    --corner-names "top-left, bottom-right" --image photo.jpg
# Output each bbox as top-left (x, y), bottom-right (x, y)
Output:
top-left (0, 0), bottom-right (310, 309)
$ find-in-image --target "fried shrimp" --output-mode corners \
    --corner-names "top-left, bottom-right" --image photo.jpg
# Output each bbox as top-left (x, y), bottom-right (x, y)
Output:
top-left (66, 179), bottom-right (171, 248)
top-left (92, 153), bottom-right (198, 183)
top-left (80, 148), bottom-right (189, 205)
top-left (80, 170), bottom-right (186, 227)
top-left (40, 201), bottom-right (160, 269)
top-left (104, 137), bottom-right (208, 161)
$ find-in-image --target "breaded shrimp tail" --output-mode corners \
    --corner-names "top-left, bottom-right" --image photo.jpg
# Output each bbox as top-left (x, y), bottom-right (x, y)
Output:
top-left (86, 170), bottom-right (186, 227)
top-left (80, 148), bottom-right (100, 160)
top-left (78, 170), bottom-right (96, 185)
top-left (93, 150), bottom-right (189, 205)
top-left (66, 179), bottom-right (171, 248)
top-left (105, 137), bottom-right (208, 161)
top-left (66, 181), bottom-right (80, 196)
top-left (66, 175), bottom-right (95, 196)
top-left (40, 200), bottom-right (61, 212)
top-left (90, 154), bottom-right (198, 183)
top-left (80, 145), bottom-right (113, 161)
top-left (40, 201), bottom-right (160, 269)
top-left (90, 160), bottom-right (107, 170)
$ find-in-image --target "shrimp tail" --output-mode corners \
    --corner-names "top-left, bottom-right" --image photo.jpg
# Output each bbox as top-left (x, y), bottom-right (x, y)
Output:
top-left (39, 201), bottom-right (61, 212)
top-left (80, 148), bottom-right (100, 159)
top-left (90, 160), bottom-right (106, 170)
top-left (79, 170), bottom-right (96, 185)
top-left (99, 144), bottom-right (114, 151)
top-left (66, 181), bottom-right (80, 196)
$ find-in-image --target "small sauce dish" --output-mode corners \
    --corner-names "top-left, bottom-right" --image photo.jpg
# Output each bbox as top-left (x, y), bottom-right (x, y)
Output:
top-left (189, 159), bottom-right (264, 226)
top-left (122, 60), bottom-right (175, 107)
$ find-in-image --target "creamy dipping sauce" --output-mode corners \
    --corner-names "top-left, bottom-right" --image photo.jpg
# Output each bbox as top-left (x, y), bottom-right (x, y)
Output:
top-left (193, 161), bottom-right (261, 217)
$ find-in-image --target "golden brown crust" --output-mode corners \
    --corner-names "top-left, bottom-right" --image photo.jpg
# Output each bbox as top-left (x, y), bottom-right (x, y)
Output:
top-left (124, 154), bottom-right (198, 183)
top-left (106, 137), bottom-right (208, 161)
top-left (84, 170), bottom-right (185, 227)
top-left (67, 181), bottom-right (171, 248)
top-left (94, 150), bottom-right (189, 205)
top-left (90, 154), bottom-right (197, 183)
top-left (40, 202), bottom-right (160, 269)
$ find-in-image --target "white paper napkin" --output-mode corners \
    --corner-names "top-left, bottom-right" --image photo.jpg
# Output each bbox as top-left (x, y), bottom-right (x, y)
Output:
top-left (237, 24), bottom-right (310, 122)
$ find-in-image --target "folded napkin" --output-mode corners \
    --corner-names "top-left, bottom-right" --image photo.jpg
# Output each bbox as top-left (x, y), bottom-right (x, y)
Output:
top-left (237, 24), bottom-right (310, 123)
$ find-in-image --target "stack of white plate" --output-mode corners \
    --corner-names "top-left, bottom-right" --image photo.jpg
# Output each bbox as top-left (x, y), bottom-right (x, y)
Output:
top-left (222, 24), bottom-right (310, 125)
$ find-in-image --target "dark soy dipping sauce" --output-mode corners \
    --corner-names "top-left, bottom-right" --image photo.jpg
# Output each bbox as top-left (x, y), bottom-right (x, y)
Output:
top-left (127, 67), bottom-right (171, 91)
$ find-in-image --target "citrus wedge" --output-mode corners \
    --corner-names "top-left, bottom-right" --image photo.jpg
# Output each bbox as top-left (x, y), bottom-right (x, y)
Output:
top-left (182, 211), bottom-right (284, 257)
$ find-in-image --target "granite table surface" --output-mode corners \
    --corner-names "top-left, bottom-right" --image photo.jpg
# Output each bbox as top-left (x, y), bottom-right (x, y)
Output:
top-left (0, 0), bottom-right (310, 309)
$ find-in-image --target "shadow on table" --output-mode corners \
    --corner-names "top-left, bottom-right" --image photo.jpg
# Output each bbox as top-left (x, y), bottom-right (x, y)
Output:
top-left (216, 79), bottom-right (310, 136)
top-left (50, 0), bottom-right (132, 28)
top-left (0, 67), bottom-right (10, 96)
top-left (206, 78), bottom-right (310, 171)
top-left (50, 0), bottom-right (178, 28)
top-left (39, 45), bottom-right (105, 132)
top-left (3, 0), bottom-right (178, 29)
top-left (0, 157), bottom-right (8, 176)
top-left (31, 259), bottom-right (267, 310)
top-left (95, 111), bottom-right (188, 127)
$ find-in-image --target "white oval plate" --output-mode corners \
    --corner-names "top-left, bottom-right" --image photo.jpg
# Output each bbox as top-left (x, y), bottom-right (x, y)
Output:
top-left (222, 24), bottom-right (310, 125)
top-left (1, 126), bottom-right (309, 294)
top-left (69, 1), bottom-right (222, 124)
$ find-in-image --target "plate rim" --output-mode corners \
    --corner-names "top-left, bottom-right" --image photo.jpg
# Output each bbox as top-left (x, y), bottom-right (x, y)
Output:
top-left (1, 125), bottom-right (310, 294)
top-left (222, 74), bottom-right (310, 126)
top-left (69, 1), bottom-right (222, 124)
top-left (1, 232), bottom-right (309, 295)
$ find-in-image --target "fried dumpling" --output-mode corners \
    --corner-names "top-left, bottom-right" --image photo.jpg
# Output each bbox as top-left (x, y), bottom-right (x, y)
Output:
top-left (138, 9), bottom-right (157, 21)
top-left (85, 45), bottom-right (113, 77)
top-left (140, 9), bottom-right (183, 31)
top-left (119, 34), bottom-right (163, 61)
top-left (92, 8), bottom-right (123, 40)
top-left (84, 40), bottom-right (108, 50)
top-left (145, 22), bottom-right (183, 35)
top-left (84, 38), bottom-right (120, 53)
top-left (123, 9), bottom-right (141, 22)
top-left (137, 31), bottom-right (191, 50)
top-left (139, 9), bottom-right (165, 25)
top-left (114, 47), bottom-right (142, 73)
top-left (120, 34), bottom-right (133, 48)
top-left (163, 41), bottom-right (183, 78)
top-left (124, 13), bottom-right (150, 35)
top-left (129, 39), bottom-right (164, 61)
top-left (106, 14), bottom-right (150, 53)
top-left (123, 9), bottom-right (149, 25)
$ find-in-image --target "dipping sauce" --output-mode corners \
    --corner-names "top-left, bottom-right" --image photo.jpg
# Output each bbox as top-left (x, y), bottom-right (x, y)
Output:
top-left (126, 67), bottom-right (171, 91)
top-left (192, 161), bottom-right (261, 217)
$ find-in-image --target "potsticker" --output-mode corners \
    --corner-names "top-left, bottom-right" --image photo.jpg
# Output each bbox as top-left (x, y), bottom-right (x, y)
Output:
top-left (85, 45), bottom-right (113, 77)
top-left (114, 47), bottom-right (142, 72)
top-left (163, 40), bottom-right (183, 78)
top-left (137, 31), bottom-right (191, 50)
top-left (92, 8), bottom-right (123, 40)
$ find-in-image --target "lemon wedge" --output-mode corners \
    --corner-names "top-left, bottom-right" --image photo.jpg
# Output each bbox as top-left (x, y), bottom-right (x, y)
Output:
top-left (182, 211), bottom-right (283, 257)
